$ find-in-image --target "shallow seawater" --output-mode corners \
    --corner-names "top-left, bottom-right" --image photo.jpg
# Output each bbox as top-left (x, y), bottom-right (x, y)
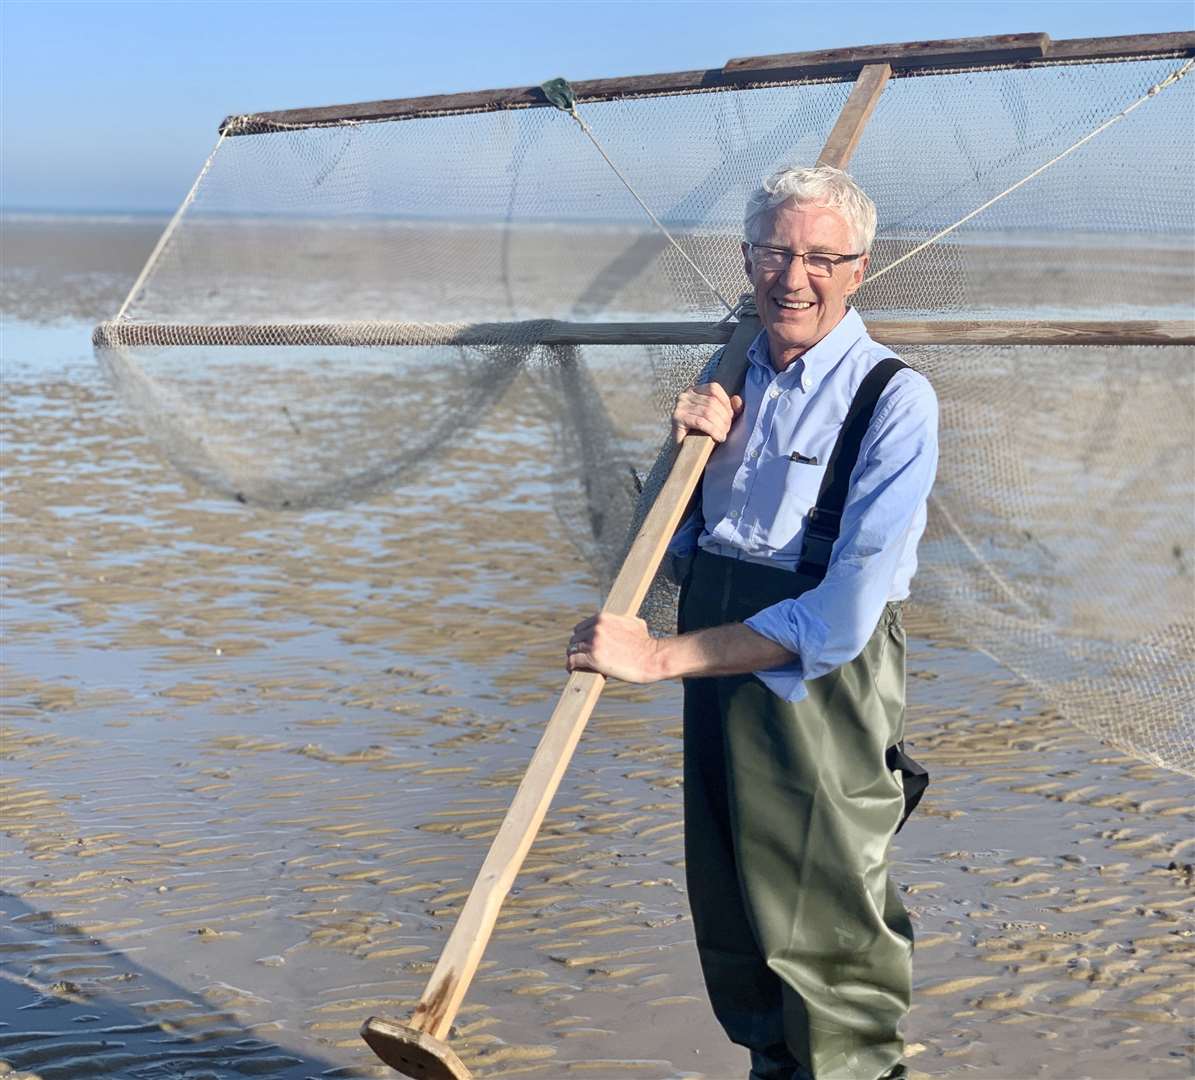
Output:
top-left (2, 228), bottom-right (1194, 1080)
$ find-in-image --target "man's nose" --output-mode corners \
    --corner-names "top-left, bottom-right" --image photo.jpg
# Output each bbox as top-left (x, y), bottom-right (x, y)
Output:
top-left (779, 253), bottom-right (811, 287)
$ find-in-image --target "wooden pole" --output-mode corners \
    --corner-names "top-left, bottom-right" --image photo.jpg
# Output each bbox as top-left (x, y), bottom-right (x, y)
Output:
top-left (360, 60), bottom-right (896, 1080)
top-left (94, 319), bottom-right (1195, 349)
top-left (817, 65), bottom-right (891, 168)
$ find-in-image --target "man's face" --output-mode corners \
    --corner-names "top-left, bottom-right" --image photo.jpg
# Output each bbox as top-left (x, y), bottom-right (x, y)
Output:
top-left (742, 200), bottom-right (868, 370)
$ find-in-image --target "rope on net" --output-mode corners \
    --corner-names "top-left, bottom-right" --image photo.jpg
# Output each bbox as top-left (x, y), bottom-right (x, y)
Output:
top-left (866, 57), bottom-right (1195, 284)
top-left (116, 131), bottom-right (229, 321)
top-left (541, 77), bottom-right (738, 315)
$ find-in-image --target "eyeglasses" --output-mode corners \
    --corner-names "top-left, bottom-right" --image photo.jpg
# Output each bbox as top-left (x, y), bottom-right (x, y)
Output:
top-left (747, 243), bottom-right (864, 278)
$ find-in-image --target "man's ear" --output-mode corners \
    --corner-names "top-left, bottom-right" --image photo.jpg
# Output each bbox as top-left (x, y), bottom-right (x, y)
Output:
top-left (844, 252), bottom-right (870, 297)
top-left (741, 240), bottom-right (753, 279)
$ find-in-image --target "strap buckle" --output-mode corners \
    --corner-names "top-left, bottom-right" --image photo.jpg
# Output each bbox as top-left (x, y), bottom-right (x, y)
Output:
top-left (805, 506), bottom-right (841, 540)
top-left (797, 507), bottom-right (841, 574)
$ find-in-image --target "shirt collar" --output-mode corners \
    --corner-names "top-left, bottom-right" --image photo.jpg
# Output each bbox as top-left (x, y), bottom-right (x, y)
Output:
top-left (746, 307), bottom-right (868, 384)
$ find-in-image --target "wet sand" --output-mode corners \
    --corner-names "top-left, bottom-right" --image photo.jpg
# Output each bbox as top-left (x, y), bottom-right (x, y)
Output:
top-left (2, 220), bottom-right (1193, 1079)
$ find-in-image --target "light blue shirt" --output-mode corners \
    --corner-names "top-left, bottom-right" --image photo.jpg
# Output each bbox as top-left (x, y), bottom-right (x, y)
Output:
top-left (667, 307), bottom-right (939, 702)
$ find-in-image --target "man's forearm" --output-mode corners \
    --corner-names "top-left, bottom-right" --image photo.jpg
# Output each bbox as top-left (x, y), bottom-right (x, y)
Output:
top-left (566, 612), bottom-right (797, 684)
top-left (653, 622), bottom-right (797, 680)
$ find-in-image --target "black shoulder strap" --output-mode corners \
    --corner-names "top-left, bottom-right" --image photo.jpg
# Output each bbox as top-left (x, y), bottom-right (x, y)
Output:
top-left (795, 355), bottom-right (909, 581)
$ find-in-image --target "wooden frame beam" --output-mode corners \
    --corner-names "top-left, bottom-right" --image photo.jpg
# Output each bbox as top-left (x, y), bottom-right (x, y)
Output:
top-left (94, 320), bottom-right (1195, 349)
top-left (725, 33), bottom-right (1048, 80)
top-left (221, 31), bottom-right (1195, 134)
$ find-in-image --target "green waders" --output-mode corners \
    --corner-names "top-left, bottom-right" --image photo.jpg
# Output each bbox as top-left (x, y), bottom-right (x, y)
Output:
top-left (679, 549), bottom-right (913, 1080)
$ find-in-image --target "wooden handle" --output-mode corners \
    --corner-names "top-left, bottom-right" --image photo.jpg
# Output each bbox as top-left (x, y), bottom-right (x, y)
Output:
top-left (407, 431), bottom-right (721, 1040)
top-left (408, 666), bottom-right (606, 1039)
top-left (816, 64), bottom-right (891, 168)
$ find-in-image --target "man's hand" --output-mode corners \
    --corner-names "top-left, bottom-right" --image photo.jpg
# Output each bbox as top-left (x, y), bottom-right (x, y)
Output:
top-left (566, 613), bottom-right (662, 683)
top-left (671, 383), bottom-right (744, 447)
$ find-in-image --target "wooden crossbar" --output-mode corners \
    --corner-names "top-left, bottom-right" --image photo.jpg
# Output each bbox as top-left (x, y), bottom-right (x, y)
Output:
top-left (94, 319), bottom-right (1195, 349)
top-left (220, 31), bottom-right (1195, 134)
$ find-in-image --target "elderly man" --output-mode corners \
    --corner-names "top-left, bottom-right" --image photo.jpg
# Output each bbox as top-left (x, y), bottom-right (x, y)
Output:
top-left (567, 164), bottom-right (938, 1080)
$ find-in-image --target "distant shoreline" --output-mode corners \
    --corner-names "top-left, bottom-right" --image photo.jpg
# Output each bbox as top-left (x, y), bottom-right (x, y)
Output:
top-left (2, 208), bottom-right (173, 225)
top-left (3, 209), bottom-right (1193, 250)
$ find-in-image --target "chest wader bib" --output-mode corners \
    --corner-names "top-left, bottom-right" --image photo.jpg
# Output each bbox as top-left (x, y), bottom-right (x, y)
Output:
top-left (679, 356), bottom-right (925, 1080)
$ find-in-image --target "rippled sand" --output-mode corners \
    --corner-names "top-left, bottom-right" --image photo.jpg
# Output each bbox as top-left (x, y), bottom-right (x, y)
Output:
top-left (2, 222), bottom-right (1193, 1079)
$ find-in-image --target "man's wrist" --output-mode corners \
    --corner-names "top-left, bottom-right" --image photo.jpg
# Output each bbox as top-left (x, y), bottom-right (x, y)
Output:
top-left (649, 635), bottom-right (682, 681)
top-left (650, 630), bottom-right (702, 678)
top-left (645, 635), bottom-right (693, 678)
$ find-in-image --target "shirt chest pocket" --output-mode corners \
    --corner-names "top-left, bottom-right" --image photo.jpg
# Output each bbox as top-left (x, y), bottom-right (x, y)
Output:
top-left (752, 450), bottom-right (828, 553)
top-left (780, 450), bottom-right (828, 517)
top-left (780, 424), bottom-right (835, 492)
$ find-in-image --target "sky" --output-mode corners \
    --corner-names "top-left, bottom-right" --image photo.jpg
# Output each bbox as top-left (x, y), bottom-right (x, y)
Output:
top-left (1, 0), bottom-right (1191, 212)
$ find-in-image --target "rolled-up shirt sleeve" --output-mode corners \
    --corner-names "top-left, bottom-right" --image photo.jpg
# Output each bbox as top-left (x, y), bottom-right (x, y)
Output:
top-left (743, 372), bottom-right (939, 701)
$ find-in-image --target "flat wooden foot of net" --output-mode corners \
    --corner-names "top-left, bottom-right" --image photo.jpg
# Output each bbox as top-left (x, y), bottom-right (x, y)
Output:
top-left (360, 1018), bottom-right (472, 1080)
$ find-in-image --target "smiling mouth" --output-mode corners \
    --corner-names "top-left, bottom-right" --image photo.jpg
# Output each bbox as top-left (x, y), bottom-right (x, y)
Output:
top-left (774, 298), bottom-right (814, 311)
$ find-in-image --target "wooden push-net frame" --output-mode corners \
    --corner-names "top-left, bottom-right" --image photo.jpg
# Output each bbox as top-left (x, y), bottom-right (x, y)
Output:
top-left (93, 31), bottom-right (1195, 1079)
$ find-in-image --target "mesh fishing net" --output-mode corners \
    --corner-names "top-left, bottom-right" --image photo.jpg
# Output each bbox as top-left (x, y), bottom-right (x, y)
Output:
top-left (94, 50), bottom-right (1195, 775)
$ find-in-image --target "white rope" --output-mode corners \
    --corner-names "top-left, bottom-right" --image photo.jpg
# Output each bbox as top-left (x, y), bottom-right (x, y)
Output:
top-left (116, 131), bottom-right (228, 321)
top-left (562, 104), bottom-right (737, 314)
top-left (866, 58), bottom-right (1195, 285)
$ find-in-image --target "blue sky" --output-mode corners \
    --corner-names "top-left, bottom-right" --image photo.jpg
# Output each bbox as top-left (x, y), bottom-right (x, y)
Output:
top-left (2, 0), bottom-right (1191, 211)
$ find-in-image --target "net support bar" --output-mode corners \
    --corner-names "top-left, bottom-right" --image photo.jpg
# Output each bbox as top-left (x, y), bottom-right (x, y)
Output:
top-left (94, 320), bottom-right (1195, 349)
top-left (220, 31), bottom-right (1195, 134)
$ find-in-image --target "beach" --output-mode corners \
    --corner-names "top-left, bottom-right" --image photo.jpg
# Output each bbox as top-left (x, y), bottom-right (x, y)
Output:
top-left (1, 216), bottom-right (1192, 1080)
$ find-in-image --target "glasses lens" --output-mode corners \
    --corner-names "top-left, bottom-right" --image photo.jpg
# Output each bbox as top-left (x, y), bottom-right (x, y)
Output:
top-left (751, 247), bottom-right (787, 272)
top-left (804, 254), bottom-right (835, 277)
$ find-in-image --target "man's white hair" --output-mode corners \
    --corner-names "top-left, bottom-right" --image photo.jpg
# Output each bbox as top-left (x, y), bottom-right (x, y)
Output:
top-left (744, 164), bottom-right (877, 253)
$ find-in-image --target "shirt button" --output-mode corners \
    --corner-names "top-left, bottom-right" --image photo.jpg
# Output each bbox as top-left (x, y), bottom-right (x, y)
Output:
top-left (802, 377), bottom-right (811, 390)
top-left (728, 509), bottom-right (738, 520)
top-left (769, 387), bottom-right (780, 399)
top-left (750, 449), bottom-right (760, 460)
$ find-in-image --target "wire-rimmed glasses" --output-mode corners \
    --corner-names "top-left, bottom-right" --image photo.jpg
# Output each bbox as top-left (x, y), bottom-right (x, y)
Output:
top-left (746, 242), bottom-right (864, 278)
